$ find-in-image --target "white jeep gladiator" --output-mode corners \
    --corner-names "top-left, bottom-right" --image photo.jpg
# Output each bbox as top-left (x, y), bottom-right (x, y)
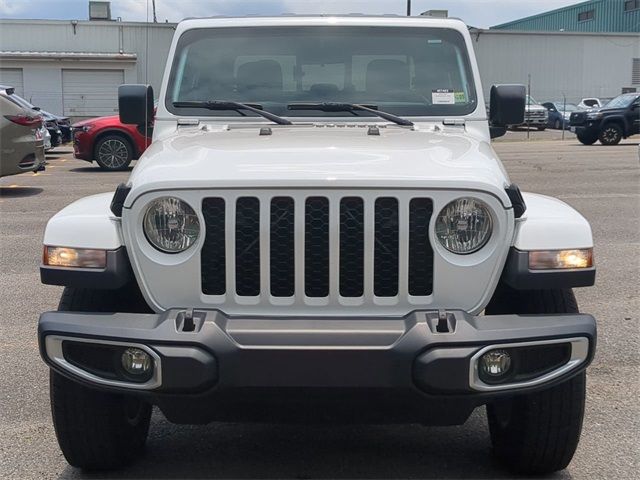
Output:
top-left (39, 16), bottom-right (596, 475)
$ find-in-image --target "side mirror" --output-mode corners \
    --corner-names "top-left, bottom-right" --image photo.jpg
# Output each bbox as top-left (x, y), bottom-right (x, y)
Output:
top-left (490, 84), bottom-right (526, 126)
top-left (119, 84), bottom-right (154, 126)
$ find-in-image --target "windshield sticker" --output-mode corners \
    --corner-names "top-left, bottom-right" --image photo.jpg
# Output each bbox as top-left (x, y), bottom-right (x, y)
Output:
top-left (432, 89), bottom-right (455, 105)
top-left (455, 92), bottom-right (467, 103)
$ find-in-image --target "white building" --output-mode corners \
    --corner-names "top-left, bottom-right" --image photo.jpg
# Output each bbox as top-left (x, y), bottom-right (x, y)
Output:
top-left (0, 17), bottom-right (637, 120)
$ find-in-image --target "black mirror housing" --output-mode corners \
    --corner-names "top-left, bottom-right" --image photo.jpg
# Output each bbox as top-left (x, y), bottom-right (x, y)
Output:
top-left (119, 84), bottom-right (154, 125)
top-left (489, 84), bottom-right (526, 128)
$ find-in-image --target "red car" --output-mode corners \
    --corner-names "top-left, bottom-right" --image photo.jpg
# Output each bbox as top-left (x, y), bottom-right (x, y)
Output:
top-left (72, 115), bottom-right (152, 171)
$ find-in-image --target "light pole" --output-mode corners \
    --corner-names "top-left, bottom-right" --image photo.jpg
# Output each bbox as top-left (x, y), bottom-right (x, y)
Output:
top-left (407, 0), bottom-right (411, 16)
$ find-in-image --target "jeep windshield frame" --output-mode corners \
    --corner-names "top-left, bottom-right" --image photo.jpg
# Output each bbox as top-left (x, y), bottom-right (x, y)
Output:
top-left (165, 26), bottom-right (478, 120)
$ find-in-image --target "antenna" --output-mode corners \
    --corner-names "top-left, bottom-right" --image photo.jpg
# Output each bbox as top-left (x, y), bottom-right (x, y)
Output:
top-left (152, 0), bottom-right (158, 23)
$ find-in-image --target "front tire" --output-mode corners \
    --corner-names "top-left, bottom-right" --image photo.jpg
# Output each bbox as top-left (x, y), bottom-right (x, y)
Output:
top-left (598, 123), bottom-right (623, 146)
top-left (50, 286), bottom-right (152, 470)
top-left (577, 130), bottom-right (598, 145)
top-left (94, 134), bottom-right (134, 171)
top-left (484, 288), bottom-right (586, 475)
top-left (51, 372), bottom-right (152, 470)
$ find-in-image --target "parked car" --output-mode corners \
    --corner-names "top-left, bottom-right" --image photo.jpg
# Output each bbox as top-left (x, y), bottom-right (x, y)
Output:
top-left (0, 86), bottom-right (45, 177)
top-left (511, 95), bottom-right (547, 130)
top-left (41, 110), bottom-right (72, 144)
top-left (577, 97), bottom-right (614, 110)
top-left (542, 101), bottom-right (579, 130)
top-left (570, 92), bottom-right (640, 145)
top-left (72, 114), bottom-right (151, 171)
top-left (41, 112), bottom-right (63, 148)
top-left (39, 16), bottom-right (597, 476)
top-left (1, 87), bottom-right (60, 149)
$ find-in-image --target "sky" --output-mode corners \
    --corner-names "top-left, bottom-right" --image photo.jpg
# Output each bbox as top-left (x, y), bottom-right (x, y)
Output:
top-left (0, 0), bottom-right (585, 28)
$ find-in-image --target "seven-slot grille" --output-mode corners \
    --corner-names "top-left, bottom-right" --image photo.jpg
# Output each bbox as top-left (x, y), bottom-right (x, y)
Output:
top-left (200, 195), bottom-right (433, 301)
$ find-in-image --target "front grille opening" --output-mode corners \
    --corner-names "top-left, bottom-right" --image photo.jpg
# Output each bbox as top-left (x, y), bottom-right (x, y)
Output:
top-left (340, 197), bottom-right (364, 297)
top-left (236, 197), bottom-right (261, 296)
top-left (305, 197), bottom-right (329, 297)
top-left (270, 197), bottom-right (295, 297)
top-left (201, 197), bottom-right (226, 295)
top-left (374, 197), bottom-right (399, 297)
top-left (408, 198), bottom-right (434, 296)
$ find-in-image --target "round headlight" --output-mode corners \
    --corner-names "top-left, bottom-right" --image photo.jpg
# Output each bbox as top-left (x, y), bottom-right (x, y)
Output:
top-left (143, 197), bottom-right (200, 253)
top-left (435, 198), bottom-right (492, 254)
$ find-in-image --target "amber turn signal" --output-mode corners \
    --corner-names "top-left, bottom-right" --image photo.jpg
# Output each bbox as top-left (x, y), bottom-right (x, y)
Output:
top-left (529, 248), bottom-right (593, 270)
top-left (43, 246), bottom-right (107, 269)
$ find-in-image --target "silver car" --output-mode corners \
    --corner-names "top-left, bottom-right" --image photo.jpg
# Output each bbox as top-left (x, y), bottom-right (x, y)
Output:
top-left (0, 86), bottom-right (45, 177)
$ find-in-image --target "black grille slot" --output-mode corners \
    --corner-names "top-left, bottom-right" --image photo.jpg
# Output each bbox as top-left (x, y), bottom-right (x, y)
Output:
top-left (340, 197), bottom-right (364, 297)
top-left (270, 197), bottom-right (295, 297)
top-left (408, 198), bottom-right (434, 296)
top-left (305, 197), bottom-right (329, 297)
top-left (235, 197), bottom-right (260, 296)
top-left (201, 198), bottom-right (226, 295)
top-left (374, 197), bottom-right (399, 297)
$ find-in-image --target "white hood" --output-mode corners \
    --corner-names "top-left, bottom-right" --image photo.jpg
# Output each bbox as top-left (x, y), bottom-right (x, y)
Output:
top-left (125, 125), bottom-right (512, 207)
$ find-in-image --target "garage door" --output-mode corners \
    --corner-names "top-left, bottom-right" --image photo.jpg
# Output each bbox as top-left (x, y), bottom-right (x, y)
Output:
top-left (0, 68), bottom-right (24, 96)
top-left (62, 69), bottom-right (124, 117)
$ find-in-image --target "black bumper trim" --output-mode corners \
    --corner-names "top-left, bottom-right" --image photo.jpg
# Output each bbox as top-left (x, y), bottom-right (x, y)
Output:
top-left (502, 248), bottom-right (596, 290)
top-left (40, 247), bottom-right (133, 289)
top-left (38, 308), bottom-right (596, 424)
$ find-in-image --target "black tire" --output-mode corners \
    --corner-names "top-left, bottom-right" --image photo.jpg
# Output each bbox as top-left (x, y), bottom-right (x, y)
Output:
top-left (51, 286), bottom-right (152, 470)
top-left (94, 134), bottom-right (134, 171)
top-left (577, 130), bottom-right (598, 145)
top-left (484, 287), bottom-right (586, 475)
top-left (537, 126), bottom-right (546, 131)
top-left (598, 123), bottom-right (623, 146)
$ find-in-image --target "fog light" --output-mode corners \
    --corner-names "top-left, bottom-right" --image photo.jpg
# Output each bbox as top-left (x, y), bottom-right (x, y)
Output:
top-left (480, 349), bottom-right (512, 381)
top-left (121, 348), bottom-right (152, 376)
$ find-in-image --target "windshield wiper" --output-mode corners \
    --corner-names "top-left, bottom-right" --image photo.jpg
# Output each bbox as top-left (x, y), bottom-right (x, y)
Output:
top-left (287, 102), bottom-right (414, 127)
top-left (173, 100), bottom-right (292, 126)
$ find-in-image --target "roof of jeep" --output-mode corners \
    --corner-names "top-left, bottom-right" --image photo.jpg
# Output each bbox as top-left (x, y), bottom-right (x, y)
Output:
top-left (176, 15), bottom-right (468, 30)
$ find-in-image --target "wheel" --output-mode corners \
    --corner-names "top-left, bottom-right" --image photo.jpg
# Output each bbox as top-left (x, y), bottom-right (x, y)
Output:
top-left (598, 123), bottom-right (623, 146)
top-left (94, 134), bottom-right (134, 171)
top-left (577, 130), bottom-right (598, 145)
top-left (50, 286), bottom-right (152, 470)
top-left (484, 287), bottom-right (586, 475)
top-left (537, 126), bottom-right (546, 131)
top-left (554, 119), bottom-right (562, 130)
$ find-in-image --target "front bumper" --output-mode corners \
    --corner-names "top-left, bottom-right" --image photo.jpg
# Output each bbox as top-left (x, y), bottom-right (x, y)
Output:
top-left (523, 117), bottom-right (548, 126)
top-left (72, 130), bottom-right (92, 161)
top-left (39, 309), bottom-right (596, 424)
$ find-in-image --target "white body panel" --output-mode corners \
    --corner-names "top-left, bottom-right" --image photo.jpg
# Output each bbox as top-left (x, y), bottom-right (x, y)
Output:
top-left (123, 188), bottom-right (514, 316)
top-left (43, 193), bottom-right (122, 249)
top-left (513, 193), bottom-right (593, 250)
top-left (125, 126), bottom-right (512, 208)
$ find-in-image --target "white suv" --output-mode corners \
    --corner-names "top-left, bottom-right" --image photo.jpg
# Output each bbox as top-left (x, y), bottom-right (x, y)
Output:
top-left (38, 16), bottom-right (596, 475)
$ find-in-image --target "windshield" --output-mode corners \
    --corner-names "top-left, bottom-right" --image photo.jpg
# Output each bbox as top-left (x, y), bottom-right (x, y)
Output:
top-left (603, 94), bottom-right (638, 109)
top-left (554, 103), bottom-right (578, 112)
top-left (167, 26), bottom-right (478, 118)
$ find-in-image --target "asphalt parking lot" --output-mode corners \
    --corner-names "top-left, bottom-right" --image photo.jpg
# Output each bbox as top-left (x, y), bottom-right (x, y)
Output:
top-left (0, 136), bottom-right (638, 479)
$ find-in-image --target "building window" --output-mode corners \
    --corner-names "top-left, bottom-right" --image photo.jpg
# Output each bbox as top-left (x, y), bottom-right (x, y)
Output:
top-left (578, 10), bottom-right (595, 22)
top-left (624, 0), bottom-right (640, 12)
top-left (633, 59), bottom-right (640, 85)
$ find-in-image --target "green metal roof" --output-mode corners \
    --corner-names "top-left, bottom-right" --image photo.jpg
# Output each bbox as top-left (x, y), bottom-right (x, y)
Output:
top-left (491, 0), bottom-right (640, 32)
